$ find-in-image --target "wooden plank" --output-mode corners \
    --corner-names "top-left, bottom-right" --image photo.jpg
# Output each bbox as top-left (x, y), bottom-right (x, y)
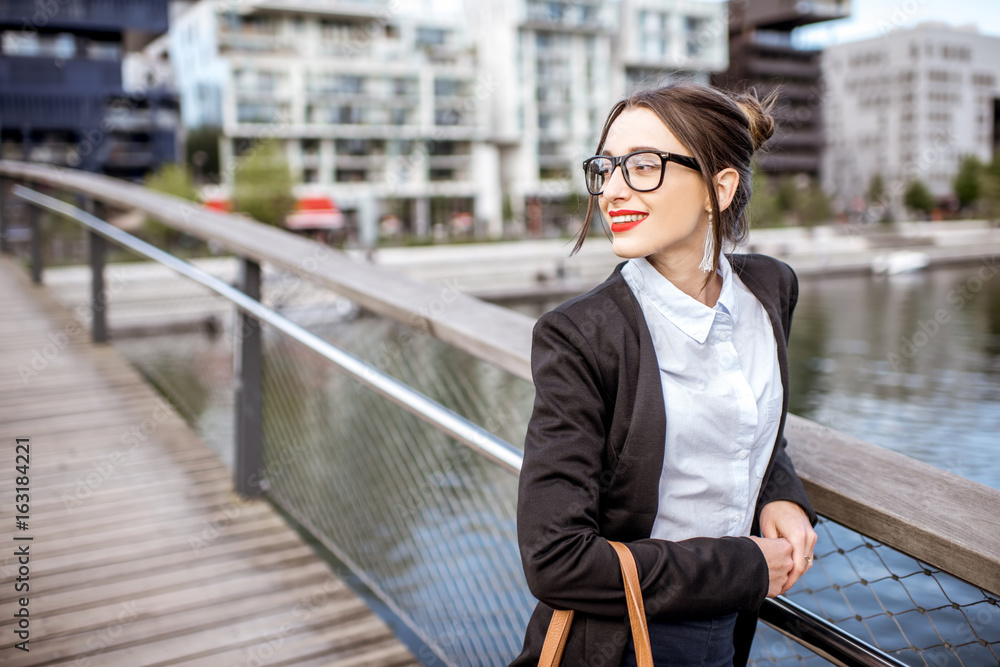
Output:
top-left (15, 515), bottom-right (288, 576)
top-left (27, 561), bottom-right (335, 641)
top-left (786, 414), bottom-right (1000, 596)
top-left (0, 255), bottom-right (417, 665)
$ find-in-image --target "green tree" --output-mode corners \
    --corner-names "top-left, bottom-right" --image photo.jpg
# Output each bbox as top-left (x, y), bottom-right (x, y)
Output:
top-left (800, 183), bottom-right (832, 227)
top-left (953, 155), bottom-right (983, 212)
top-left (747, 165), bottom-right (783, 228)
top-left (981, 157), bottom-right (1000, 221)
top-left (866, 173), bottom-right (887, 205)
top-left (232, 139), bottom-right (296, 227)
top-left (775, 175), bottom-right (803, 224)
top-left (904, 179), bottom-right (935, 217)
top-left (143, 162), bottom-right (198, 246)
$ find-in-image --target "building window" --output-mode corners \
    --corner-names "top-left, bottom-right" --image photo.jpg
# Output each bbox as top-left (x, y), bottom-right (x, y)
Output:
top-left (685, 16), bottom-right (707, 58)
top-left (335, 169), bottom-right (366, 182)
top-left (390, 108), bottom-right (409, 125)
top-left (336, 106), bottom-right (363, 124)
top-left (303, 168), bottom-right (318, 183)
top-left (434, 78), bottom-right (461, 96)
top-left (430, 169), bottom-right (454, 181)
top-left (392, 77), bottom-right (416, 95)
top-left (435, 108), bottom-right (462, 125)
top-left (337, 139), bottom-right (370, 155)
top-left (416, 27), bottom-right (447, 46)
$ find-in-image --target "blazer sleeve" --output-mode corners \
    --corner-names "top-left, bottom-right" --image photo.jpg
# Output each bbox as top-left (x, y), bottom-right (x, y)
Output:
top-left (754, 263), bottom-right (819, 527)
top-left (518, 309), bottom-right (770, 620)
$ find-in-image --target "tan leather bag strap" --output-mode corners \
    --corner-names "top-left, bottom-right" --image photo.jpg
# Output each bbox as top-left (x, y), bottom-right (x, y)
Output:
top-left (609, 540), bottom-right (653, 667)
top-left (537, 609), bottom-right (573, 667)
top-left (536, 540), bottom-right (652, 667)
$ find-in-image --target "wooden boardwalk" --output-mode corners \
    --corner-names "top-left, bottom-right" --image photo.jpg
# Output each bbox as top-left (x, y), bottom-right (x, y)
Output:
top-left (0, 255), bottom-right (419, 666)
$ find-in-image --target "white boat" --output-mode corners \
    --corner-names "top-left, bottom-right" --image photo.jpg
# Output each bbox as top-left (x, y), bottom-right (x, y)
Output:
top-left (872, 250), bottom-right (930, 275)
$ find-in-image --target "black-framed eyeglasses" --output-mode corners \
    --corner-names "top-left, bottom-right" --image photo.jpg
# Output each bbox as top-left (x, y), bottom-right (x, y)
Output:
top-left (581, 150), bottom-right (701, 196)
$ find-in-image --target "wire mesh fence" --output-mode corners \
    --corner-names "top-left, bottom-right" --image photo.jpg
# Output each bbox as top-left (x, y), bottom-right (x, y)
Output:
top-left (33, 242), bottom-right (1000, 667)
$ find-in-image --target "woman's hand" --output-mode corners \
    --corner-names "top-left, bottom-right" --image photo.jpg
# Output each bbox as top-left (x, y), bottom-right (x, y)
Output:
top-left (759, 500), bottom-right (818, 594)
top-left (747, 536), bottom-right (794, 597)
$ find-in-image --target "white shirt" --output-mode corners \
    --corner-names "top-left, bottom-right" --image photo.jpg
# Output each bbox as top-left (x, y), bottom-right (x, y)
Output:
top-left (621, 252), bottom-right (783, 541)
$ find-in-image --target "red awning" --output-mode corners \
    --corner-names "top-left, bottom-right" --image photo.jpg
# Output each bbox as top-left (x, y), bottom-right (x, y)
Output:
top-left (203, 198), bottom-right (231, 213)
top-left (286, 196), bottom-right (344, 230)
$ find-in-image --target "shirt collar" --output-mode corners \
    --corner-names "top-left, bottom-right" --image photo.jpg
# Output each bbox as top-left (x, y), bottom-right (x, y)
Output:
top-left (623, 253), bottom-right (738, 345)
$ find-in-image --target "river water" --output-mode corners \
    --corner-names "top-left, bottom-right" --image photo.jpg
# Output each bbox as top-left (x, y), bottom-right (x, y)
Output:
top-left (112, 259), bottom-right (1000, 666)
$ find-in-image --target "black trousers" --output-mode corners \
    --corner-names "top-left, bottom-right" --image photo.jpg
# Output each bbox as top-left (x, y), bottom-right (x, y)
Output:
top-left (621, 613), bottom-right (739, 667)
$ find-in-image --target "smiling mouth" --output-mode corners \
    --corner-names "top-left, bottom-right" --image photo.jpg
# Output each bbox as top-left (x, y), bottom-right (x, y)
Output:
top-left (609, 211), bottom-right (649, 231)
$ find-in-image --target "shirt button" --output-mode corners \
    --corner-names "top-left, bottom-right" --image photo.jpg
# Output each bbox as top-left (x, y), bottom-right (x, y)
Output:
top-left (737, 450), bottom-right (749, 460)
top-left (719, 331), bottom-right (730, 341)
top-left (732, 513), bottom-right (741, 523)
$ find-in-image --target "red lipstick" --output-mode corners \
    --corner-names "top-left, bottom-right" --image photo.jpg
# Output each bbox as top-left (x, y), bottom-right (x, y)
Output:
top-left (608, 209), bottom-right (649, 233)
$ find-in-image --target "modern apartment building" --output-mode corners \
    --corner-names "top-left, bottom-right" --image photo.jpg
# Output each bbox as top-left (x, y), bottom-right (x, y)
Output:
top-left (168, 0), bottom-right (729, 243)
top-left (713, 0), bottom-right (851, 177)
top-left (0, 0), bottom-right (179, 180)
top-left (822, 23), bottom-right (1000, 216)
top-left (169, 0), bottom-right (493, 245)
top-left (472, 0), bottom-right (727, 234)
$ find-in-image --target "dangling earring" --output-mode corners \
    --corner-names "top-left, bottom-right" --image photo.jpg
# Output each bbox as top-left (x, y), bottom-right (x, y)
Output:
top-left (698, 210), bottom-right (714, 272)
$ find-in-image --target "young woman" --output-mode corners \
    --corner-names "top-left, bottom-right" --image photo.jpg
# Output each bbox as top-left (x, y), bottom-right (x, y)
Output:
top-left (512, 83), bottom-right (819, 666)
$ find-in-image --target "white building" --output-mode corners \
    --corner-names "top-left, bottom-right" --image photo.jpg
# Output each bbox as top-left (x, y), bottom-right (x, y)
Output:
top-left (822, 23), bottom-right (1000, 217)
top-left (167, 0), bottom-right (729, 243)
top-left (169, 0), bottom-right (495, 245)
top-left (471, 0), bottom-right (728, 234)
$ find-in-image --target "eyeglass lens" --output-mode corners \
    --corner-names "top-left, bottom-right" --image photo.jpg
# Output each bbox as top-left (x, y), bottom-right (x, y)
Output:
top-left (585, 152), bottom-right (663, 194)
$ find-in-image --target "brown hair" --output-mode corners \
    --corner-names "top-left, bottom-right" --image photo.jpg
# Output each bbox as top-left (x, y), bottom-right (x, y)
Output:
top-left (571, 82), bottom-right (777, 291)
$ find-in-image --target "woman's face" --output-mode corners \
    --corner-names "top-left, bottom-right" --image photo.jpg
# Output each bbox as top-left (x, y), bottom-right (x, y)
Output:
top-left (598, 106), bottom-right (710, 265)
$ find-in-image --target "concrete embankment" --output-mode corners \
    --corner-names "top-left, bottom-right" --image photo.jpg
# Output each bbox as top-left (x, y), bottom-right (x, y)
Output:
top-left (363, 220), bottom-right (1000, 302)
top-left (39, 220), bottom-right (1000, 331)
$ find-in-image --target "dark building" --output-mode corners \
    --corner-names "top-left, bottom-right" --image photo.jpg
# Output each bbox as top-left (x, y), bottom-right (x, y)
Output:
top-left (713, 0), bottom-right (850, 177)
top-left (0, 0), bottom-right (178, 181)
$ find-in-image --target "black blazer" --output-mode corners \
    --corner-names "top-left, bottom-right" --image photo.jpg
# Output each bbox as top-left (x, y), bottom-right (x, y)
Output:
top-left (511, 252), bottom-right (817, 666)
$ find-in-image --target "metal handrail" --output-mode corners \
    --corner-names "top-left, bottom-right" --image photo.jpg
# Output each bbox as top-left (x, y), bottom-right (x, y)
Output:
top-left (9, 184), bottom-right (910, 667)
top-left (11, 185), bottom-right (524, 475)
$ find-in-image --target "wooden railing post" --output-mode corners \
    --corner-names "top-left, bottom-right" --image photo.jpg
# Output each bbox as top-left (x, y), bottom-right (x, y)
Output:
top-left (29, 185), bottom-right (42, 284)
top-left (82, 197), bottom-right (108, 343)
top-left (234, 258), bottom-right (264, 498)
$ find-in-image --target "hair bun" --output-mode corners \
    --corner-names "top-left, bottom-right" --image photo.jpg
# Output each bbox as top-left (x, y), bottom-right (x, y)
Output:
top-left (732, 89), bottom-right (777, 152)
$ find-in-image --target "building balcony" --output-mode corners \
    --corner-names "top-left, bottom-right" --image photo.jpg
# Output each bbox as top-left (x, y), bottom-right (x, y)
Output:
top-left (335, 155), bottom-right (386, 168)
top-left (0, 92), bottom-right (106, 130)
top-left (731, 0), bottom-right (850, 31)
top-left (521, 1), bottom-right (613, 33)
top-left (236, 102), bottom-right (292, 124)
top-left (757, 152), bottom-right (821, 174)
top-left (746, 58), bottom-right (822, 80)
top-left (318, 40), bottom-right (374, 58)
top-left (240, 0), bottom-right (389, 21)
top-left (0, 0), bottom-right (168, 32)
top-left (104, 141), bottom-right (156, 168)
top-left (772, 129), bottom-right (824, 149)
top-left (427, 155), bottom-right (471, 169)
top-left (218, 31), bottom-right (298, 55)
top-left (0, 56), bottom-right (122, 94)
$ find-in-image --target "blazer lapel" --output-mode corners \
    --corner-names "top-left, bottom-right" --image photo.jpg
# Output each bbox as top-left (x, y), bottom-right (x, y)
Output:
top-left (602, 262), bottom-right (669, 538)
